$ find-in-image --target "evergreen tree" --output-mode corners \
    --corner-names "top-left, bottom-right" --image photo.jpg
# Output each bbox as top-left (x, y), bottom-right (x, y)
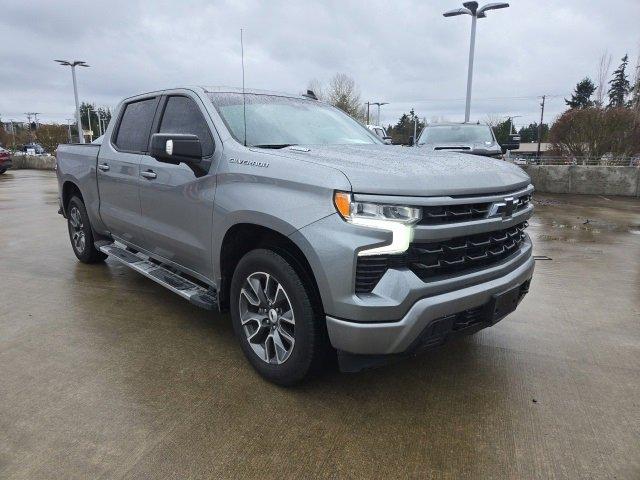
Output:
top-left (517, 123), bottom-right (549, 143)
top-left (607, 54), bottom-right (631, 108)
top-left (565, 77), bottom-right (596, 109)
top-left (388, 109), bottom-right (425, 145)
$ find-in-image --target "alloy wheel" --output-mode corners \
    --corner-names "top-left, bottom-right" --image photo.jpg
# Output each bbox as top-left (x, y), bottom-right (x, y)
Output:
top-left (69, 206), bottom-right (86, 253)
top-left (239, 271), bottom-right (296, 364)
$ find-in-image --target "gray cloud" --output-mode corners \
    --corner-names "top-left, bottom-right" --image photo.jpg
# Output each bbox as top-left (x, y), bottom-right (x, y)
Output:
top-left (1, 0), bottom-right (638, 130)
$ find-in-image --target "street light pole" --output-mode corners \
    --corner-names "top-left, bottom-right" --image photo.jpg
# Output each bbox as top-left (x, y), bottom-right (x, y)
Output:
top-left (66, 119), bottom-right (75, 143)
top-left (86, 105), bottom-right (93, 142)
top-left (9, 120), bottom-right (17, 149)
top-left (55, 60), bottom-right (90, 143)
top-left (464, 13), bottom-right (477, 123)
top-left (444, 2), bottom-right (510, 123)
top-left (370, 102), bottom-right (388, 126)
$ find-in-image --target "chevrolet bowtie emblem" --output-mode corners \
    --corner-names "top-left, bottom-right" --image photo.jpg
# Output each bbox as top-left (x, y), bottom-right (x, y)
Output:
top-left (488, 196), bottom-right (516, 219)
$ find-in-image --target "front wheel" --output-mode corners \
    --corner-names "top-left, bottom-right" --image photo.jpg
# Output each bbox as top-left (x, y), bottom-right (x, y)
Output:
top-left (230, 248), bottom-right (327, 386)
top-left (67, 196), bottom-right (107, 263)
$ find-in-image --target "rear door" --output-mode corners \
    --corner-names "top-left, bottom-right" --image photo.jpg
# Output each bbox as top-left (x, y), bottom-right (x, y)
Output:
top-left (137, 93), bottom-right (217, 281)
top-left (98, 96), bottom-right (159, 246)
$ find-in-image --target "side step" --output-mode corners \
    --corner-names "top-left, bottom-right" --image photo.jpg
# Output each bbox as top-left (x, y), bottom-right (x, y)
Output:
top-left (99, 243), bottom-right (218, 311)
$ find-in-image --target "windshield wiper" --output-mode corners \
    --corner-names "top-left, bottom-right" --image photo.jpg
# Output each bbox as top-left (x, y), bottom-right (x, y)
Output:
top-left (251, 144), bottom-right (296, 149)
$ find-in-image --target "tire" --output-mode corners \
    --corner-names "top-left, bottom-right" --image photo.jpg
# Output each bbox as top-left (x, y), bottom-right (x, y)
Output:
top-left (66, 196), bottom-right (107, 264)
top-left (0, 168), bottom-right (6, 175)
top-left (230, 248), bottom-right (327, 386)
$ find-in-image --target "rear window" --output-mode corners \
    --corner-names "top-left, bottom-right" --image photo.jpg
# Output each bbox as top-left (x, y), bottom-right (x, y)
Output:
top-left (114, 98), bottom-right (158, 152)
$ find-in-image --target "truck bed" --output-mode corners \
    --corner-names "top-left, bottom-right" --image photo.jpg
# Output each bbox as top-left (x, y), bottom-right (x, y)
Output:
top-left (56, 143), bottom-right (102, 221)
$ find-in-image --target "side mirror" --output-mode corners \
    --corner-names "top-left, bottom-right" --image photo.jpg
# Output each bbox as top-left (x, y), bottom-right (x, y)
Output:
top-left (150, 133), bottom-right (202, 165)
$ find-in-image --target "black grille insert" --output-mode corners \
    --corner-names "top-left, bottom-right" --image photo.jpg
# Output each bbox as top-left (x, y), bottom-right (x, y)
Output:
top-left (355, 221), bottom-right (528, 293)
top-left (418, 194), bottom-right (531, 225)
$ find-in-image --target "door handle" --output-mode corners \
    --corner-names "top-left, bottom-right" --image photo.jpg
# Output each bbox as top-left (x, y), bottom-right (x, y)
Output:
top-left (97, 163), bottom-right (110, 171)
top-left (141, 170), bottom-right (157, 180)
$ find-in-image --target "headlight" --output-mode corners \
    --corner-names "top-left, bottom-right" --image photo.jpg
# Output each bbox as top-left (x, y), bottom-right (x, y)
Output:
top-left (334, 191), bottom-right (421, 256)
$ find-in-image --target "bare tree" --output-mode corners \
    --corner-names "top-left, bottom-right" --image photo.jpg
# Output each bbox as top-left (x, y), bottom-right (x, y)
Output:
top-left (325, 73), bottom-right (366, 122)
top-left (595, 51), bottom-right (612, 108)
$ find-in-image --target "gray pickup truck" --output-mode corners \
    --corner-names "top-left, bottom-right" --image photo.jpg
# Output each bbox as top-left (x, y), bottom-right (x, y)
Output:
top-left (56, 86), bottom-right (534, 385)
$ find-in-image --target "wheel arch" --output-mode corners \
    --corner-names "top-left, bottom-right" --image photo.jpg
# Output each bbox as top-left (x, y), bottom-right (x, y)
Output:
top-left (61, 180), bottom-right (83, 217)
top-left (217, 223), bottom-right (323, 315)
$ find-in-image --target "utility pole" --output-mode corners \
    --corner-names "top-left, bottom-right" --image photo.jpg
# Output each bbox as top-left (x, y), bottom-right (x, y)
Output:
top-left (413, 114), bottom-right (418, 147)
top-left (366, 102), bottom-right (370, 124)
top-left (34, 113), bottom-right (41, 130)
top-left (536, 95), bottom-right (546, 159)
top-left (24, 113), bottom-right (35, 141)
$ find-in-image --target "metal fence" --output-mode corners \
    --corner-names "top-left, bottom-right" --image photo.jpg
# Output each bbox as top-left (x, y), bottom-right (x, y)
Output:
top-left (511, 156), bottom-right (640, 167)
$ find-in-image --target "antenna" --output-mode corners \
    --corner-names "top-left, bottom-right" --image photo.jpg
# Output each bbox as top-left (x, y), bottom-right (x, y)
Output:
top-left (241, 28), bottom-right (247, 147)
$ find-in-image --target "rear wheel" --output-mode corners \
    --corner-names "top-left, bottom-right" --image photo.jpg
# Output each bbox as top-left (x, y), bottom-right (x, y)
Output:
top-left (230, 248), bottom-right (327, 385)
top-left (0, 168), bottom-right (6, 175)
top-left (67, 196), bottom-right (107, 263)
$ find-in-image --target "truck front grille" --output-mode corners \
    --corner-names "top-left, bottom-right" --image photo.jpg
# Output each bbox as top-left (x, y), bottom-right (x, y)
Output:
top-left (355, 221), bottom-right (528, 293)
top-left (419, 194), bottom-right (531, 225)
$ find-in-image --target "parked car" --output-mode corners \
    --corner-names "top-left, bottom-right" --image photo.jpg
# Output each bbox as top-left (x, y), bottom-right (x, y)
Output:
top-left (418, 123), bottom-right (520, 158)
top-left (0, 146), bottom-right (12, 174)
top-left (56, 87), bottom-right (534, 385)
top-left (366, 124), bottom-right (392, 144)
top-left (20, 143), bottom-right (46, 155)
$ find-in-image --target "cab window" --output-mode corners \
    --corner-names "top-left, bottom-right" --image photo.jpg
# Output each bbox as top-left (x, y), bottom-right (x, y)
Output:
top-left (159, 96), bottom-right (214, 157)
top-left (114, 97), bottom-right (158, 153)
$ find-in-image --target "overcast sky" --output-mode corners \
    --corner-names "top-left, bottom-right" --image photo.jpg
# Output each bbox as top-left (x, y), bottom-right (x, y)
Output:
top-left (1, 0), bottom-right (638, 130)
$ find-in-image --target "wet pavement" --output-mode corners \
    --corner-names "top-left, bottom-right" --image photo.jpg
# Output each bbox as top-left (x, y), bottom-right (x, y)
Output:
top-left (1, 170), bottom-right (639, 479)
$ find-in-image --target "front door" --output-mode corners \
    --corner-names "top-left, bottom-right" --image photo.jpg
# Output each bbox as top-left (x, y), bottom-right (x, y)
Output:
top-left (137, 94), bottom-right (217, 281)
top-left (98, 96), bottom-right (159, 246)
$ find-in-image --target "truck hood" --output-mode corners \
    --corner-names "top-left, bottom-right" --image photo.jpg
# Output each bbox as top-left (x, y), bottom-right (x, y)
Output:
top-left (267, 144), bottom-right (530, 196)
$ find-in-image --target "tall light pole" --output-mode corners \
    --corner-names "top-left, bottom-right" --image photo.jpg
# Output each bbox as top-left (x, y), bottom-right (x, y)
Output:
top-left (443, 2), bottom-right (509, 123)
top-left (507, 115), bottom-right (522, 134)
top-left (9, 120), bottom-right (17, 149)
top-left (66, 119), bottom-right (75, 143)
top-left (370, 102), bottom-right (388, 126)
top-left (86, 105), bottom-right (93, 142)
top-left (55, 60), bottom-right (90, 143)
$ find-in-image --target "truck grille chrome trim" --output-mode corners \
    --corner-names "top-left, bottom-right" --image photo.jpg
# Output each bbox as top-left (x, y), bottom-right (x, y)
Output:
top-left (355, 221), bottom-right (529, 294)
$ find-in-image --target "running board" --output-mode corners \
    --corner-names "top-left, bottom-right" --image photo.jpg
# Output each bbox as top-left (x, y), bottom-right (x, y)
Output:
top-left (99, 243), bottom-right (218, 311)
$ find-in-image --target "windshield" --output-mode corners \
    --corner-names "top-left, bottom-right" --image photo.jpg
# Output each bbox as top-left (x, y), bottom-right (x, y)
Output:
top-left (419, 125), bottom-right (495, 145)
top-left (208, 93), bottom-right (380, 147)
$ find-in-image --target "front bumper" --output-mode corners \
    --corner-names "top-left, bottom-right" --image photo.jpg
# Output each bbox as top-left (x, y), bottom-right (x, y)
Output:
top-left (326, 253), bottom-right (534, 356)
top-left (0, 158), bottom-right (12, 170)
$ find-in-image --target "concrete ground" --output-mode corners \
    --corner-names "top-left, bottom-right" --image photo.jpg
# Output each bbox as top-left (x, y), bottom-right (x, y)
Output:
top-left (1, 169), bottom-right (639, 480)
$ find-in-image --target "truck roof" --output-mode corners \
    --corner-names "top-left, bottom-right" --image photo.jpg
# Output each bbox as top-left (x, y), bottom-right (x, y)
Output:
top-left (202, 86), bottom-right (308, 100)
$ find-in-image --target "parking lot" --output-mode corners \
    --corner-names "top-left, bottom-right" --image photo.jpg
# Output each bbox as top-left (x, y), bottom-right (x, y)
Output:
top-left (1, 169), bottom-right (639, 479)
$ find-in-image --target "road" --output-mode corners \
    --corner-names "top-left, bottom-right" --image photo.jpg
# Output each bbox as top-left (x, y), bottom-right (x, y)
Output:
top-left (1, 170), bottom-right (639, 479)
